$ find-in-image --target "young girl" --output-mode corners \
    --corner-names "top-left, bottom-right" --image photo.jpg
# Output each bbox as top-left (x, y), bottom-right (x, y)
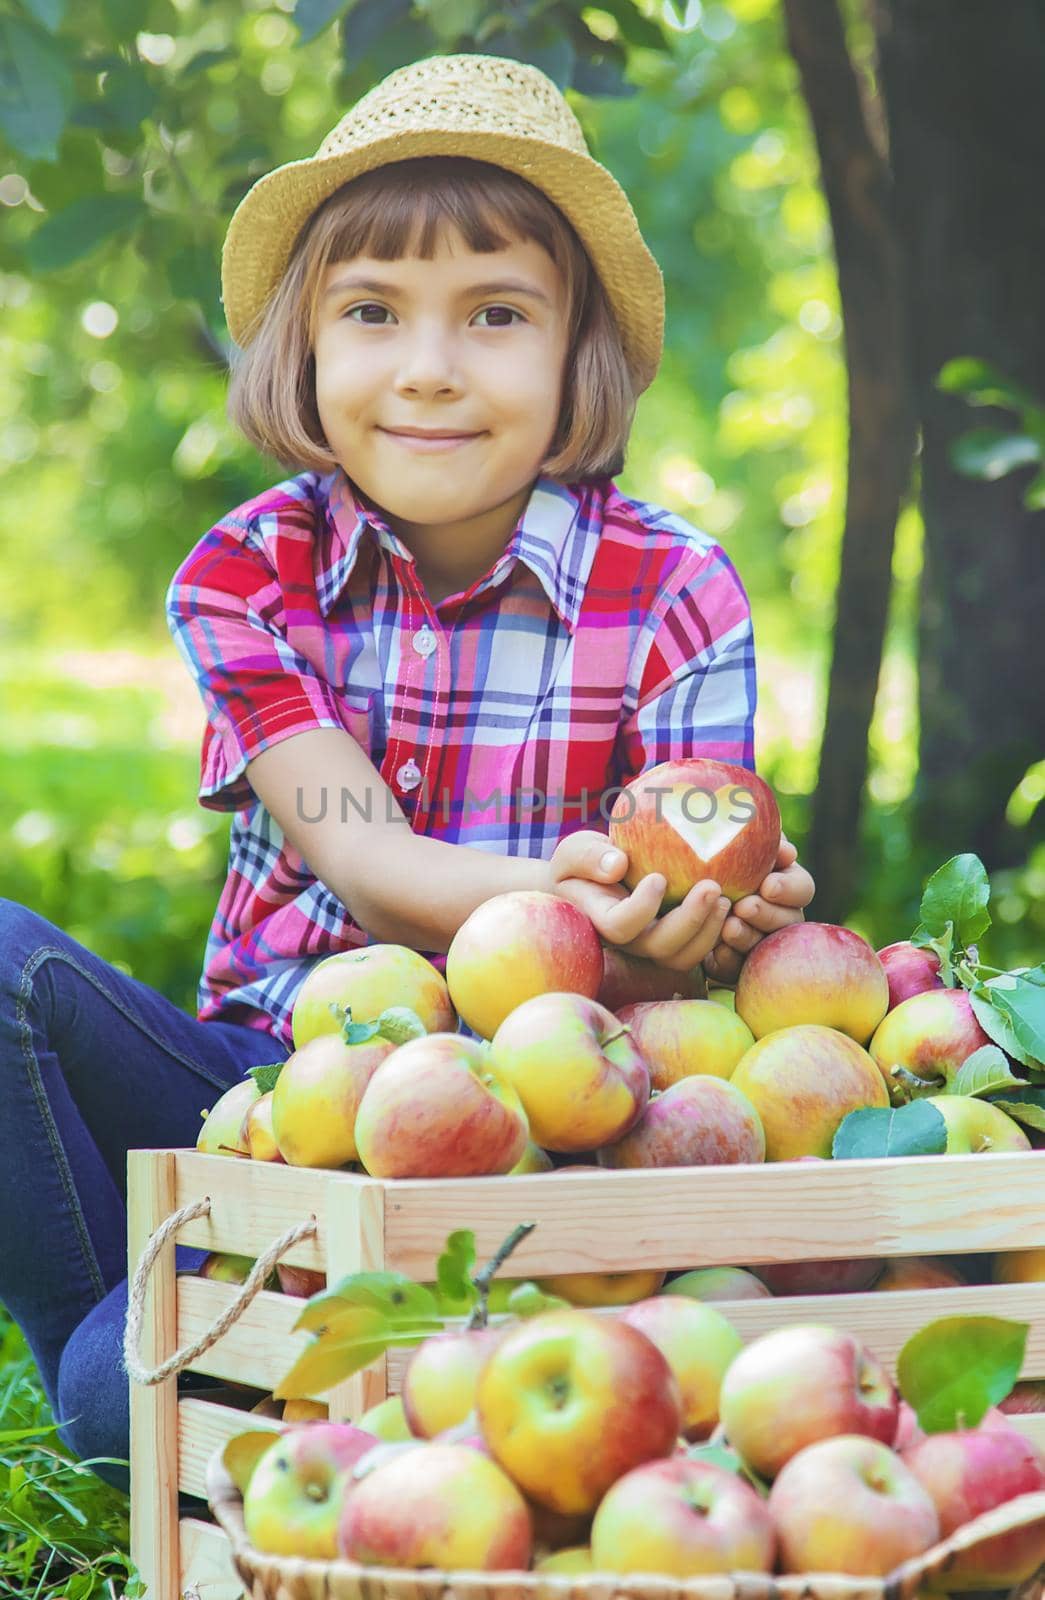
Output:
top-left (0, 53), bottom-right (812, 1494)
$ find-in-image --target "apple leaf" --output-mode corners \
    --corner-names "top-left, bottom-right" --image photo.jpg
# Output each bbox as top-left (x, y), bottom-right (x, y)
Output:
top-left (436, 1230), bottom-right (478, 1311)
top-left (969, 985), bottom-right (1039, 1070)
top-left (293, 1274), bottom-right (440, 1333)
top-left (275, 1273), bottom-right (443, 1397)
top-left (951, 1046), bottom-right (1026, 1097)
top-left (376, 1006), bottom-right (427, 1044)
top-left (897, 1316), bottom-right (1029, 1432)
top-left (975, 967), bottom-right (1045, 1068)
top-left (986, 1088), bottom-right (1045, 1133)
top-left (247, 1062), bottom-right (284, 1095)
top-left (685, 1441), bottom-right (770, 1497)
top-left (832, 1100), bottom-right (948, 1160)
top-left (914, 853), bottom-right (992, 950)
top-left (505, 1282), bottom-right (569, 1317)
top-left (222, 1428), bottom-right (282, 1494)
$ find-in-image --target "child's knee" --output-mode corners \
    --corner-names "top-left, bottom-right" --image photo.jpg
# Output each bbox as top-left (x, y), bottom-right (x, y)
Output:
top-left (0, 898), bottom-right (58, 979)
top-left (55, 1279), bottom-right (131, 1494)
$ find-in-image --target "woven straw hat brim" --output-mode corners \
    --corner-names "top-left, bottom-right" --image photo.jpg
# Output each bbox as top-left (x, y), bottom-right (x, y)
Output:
top-left (220, 127), bottom-right (664, 393)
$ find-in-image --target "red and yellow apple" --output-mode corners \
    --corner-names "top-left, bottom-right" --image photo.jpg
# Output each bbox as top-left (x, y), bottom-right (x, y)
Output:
top-left (590, 1458), bottom-right (776, 1576)
top-left (662, 1267), bottom-right (772, 1302)
top-left (597, 947), bottom-right (706, 1011)
top-left (598, 1075), bottom-right (765, 1168)
top-left (718, 1323), bottom-right (899, 1479)
top-left (401, 1327), bottom-right (503, 1439)
top-left (614, 999), bottom-right (755, 1089)
top-left (196, 1077), bottom-right (260, 1158)
top-left (197, 1252), bottom-right (258, 1286)
top-left (242, 1090), bottom-right (285, 1163)
top-left (275, 1264), bottom-right (326, 1299)
top-left (729, 1024), bottom-right (889, 1160)
top-left (769, 1435), bottom-right (939, 1575)
top-left (869, 988), bottom-right (994, 1096)
top-left (446, 891), bottom-right (604, 1040)
top-left (994, 1248), bottom-right (1045, 1284)
top-left (534, 1269), bottom-right (666, 1306)
top-left (271, 1030), bottom-right (396, 1169)
top-left (282, 1398), bottom-right (328, 1422)
top-left (619, 1297), bottom-right (742, 1441)
top-left (510, 1140), bottom-right (554, 1175)
top-left (489, 993), bottom-right (649, 1153)
top-left (735, 923), bottom-right (889, 1045)
top-left (754, 1258), bottom-right (884, 1296)
top-left (337, 1442), bottom-right (533, 1571)
top-left (925, 1094), bottom-right (1031, 1154)
top-left (354, 1035), bottom-right (529, 1178)
top-left (291, 945), bottom-right (455, 1049)
top-left (902, 1424), bottom-right (1045, 1588)
top-left (243, 1421), bottom-right (378, 1558)
top-left (876, 940), bottom-right (944, 1010)
top-left (874, 1256), bottom-right (967, 1291)
top-left (476, 1308), bottom-right (682, 1514)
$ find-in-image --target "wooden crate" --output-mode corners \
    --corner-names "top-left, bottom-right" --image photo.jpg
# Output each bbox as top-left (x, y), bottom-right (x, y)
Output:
top-left (128, 1147), bottom-right (1045, 1600)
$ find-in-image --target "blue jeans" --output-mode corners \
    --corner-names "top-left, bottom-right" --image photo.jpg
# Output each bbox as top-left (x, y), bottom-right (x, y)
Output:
top-left (0, 899), bottom-right (291, 1495)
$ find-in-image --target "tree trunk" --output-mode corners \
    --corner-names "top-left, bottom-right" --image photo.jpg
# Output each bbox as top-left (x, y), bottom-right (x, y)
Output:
top-left (782, 0), bottom-right (917, 924)
top-left (874, 0), bottom-right (1045, 871)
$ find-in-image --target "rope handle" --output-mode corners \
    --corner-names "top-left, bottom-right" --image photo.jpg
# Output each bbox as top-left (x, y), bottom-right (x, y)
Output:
top-left (123, 1195), bottom-right (318, 1386)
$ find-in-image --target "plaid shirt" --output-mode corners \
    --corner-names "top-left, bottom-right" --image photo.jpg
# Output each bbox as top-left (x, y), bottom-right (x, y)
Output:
top-left (165, 467), bottom-right (757, 1051)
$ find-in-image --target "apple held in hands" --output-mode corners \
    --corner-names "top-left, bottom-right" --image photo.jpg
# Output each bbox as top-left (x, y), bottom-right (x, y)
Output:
top-left (597, 947), bottom-right (706, 1011)
top-left (608, 758), bottom-right (780, 908)
top-left (735, 923), bottom-right (889, 1045)
top-left (271, 1029), bottom-right (396, 1169)
top-left (718, 1323), bottom-right (899, 1480)
top-left (243, 1421), bottom-right (378, 1559)
top-left (619, 1297), bottom-right (742, 1441)
top-left (337, 1442), bottom-right (533, 1571)
top-left (291, 945), bottom-right (455, 1049)
top-left (598, 1075), bottom-right (765, 1169)
top-left (476, 1308), bottom-right (682, 1514)
top-left (769, 1435), bottom-right (940, 1576)
top-left (730, 1024), bottom-right (888, 1160)
top-left (877, 940), bottom-right (945, 1010)
top-left (590, 1458), bottom-right (776, 1577)
top-left (446, 890), bottom-right (604, 1041)
top-left (615, 999), bottom-right (755, 1090)
top-left (490, 993), bottom-right (649, 1153)
top-left (869, 988), bottom-right (995, 1097)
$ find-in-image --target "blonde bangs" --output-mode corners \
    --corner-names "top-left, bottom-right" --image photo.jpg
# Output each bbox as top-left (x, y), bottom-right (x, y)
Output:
top-left (225, 155), bottom-right (637, 483)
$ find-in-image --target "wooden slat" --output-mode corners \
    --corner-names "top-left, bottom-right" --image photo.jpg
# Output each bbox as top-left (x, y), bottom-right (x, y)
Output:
top-left (179, 1516), bottom-right (243, 1599)
top-left (325, 1172), bottom-right (386, 1420)
top-left (179, 1397), bottom-right (284, 1502)
top-left (176, 1279), bottom-right (315, 1390)
top-left (1009, 1414), bottom-right (1045, 1448)
top-left (128, 1149), bottom-right (181, 1600)
top-left (170, 1150), bottom-right (335, 1269)
top-left (380, 1153), bottom-right (1045, 1276)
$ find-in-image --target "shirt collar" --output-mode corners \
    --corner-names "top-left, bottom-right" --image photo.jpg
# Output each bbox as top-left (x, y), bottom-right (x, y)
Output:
top-left (317, 465), bottom-right (596, 634)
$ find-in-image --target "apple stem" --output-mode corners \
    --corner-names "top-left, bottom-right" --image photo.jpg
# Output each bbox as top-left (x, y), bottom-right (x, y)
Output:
top-left (890, 1064), bottom-right (945, 1096)
top-left (600, 1024), bottom-right (632, 1049)
top-left (467, 1222), bottom-right (536, 1329)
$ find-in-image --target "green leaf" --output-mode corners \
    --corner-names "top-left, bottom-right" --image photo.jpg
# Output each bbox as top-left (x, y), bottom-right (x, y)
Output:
top-left (436, 1230), bottom-right (477, 1309)
top-left (986, 1088), bottom-right (1045, 1133)
top-left (24, 192), bottom-right (146, 271)
top-left (0, 18), bottom-right (74, 160)
top-left (832, 1099), bottom-right (948, 1160)
top-left (295, 1273), bottom-right (440, 1332)
top-left (376, 1006), bottom-right (427, 1044)
top-left (294, 0), bottom-right (353, 45)
top-left (917, 854), bottom-right (992, 948)
top-left (936, 358), bottom-right (1040, 412)
top-left (248, 1062), bottom-right (284, 1095)
top-left (976, 967), bottom-right (1045, 1068)
top-left (897, 1316), bottom-right (1028, 1432)
top-left (1023, 470), bottom-right (1045, 510)
top-left (276, 1272), bottom-right (443, 1396)
top-left (583, 0), bottom-right (668, 51)
top-left (951, 428), bottom-right (1041, 481)
top-left (417, 0), bottom-right (485, 44)
top-left (969, 985), bottom-right (1038, 1069)
top-left (506, 1281), bottom-right (570, 1317)
top-left (951, 1045), bottom-right (1025, 1097)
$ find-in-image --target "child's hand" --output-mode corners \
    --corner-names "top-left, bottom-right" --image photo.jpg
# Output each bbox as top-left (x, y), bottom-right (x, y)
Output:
top-left (702, 834), bottom-right (815, 987)
top-left (547, 831), bottom-right (732, 974)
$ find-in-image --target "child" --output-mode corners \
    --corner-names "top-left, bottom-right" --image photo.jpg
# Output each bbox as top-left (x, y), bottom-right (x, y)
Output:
top-left (0, 53), bottom-right (812, 1494)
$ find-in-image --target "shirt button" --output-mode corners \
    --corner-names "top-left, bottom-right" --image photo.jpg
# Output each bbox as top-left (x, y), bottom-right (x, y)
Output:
top-left (412, 625), bottom-right (437, 658)
top-left (396, 759), bottom-right (423, 792)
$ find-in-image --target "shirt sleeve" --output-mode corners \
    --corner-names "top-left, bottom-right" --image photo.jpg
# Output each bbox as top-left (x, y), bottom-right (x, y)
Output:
top-left (165, 518), bottom-right (348, 813)
top-left (616, 541), bottom-right (757, 784)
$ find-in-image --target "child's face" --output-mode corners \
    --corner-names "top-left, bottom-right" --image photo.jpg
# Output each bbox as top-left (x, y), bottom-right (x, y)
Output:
top-left (312, 223), bottom-right (570, 523)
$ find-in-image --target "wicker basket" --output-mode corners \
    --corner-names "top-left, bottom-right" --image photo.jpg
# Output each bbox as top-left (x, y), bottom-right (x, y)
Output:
top-left (204, 1452), bottom-right (1045, 1600)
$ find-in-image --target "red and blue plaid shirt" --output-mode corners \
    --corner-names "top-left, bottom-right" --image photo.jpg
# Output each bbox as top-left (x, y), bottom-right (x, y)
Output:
top-left (165, 467), bottom-right (757, 1050)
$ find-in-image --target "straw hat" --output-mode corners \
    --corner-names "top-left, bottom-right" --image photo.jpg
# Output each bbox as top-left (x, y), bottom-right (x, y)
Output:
top-left (220, 52), bottom-right (664, 392)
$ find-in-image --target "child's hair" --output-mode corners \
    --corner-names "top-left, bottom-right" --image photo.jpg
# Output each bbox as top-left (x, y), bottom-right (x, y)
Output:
top-left (226, 155), bottom-right (637, 483)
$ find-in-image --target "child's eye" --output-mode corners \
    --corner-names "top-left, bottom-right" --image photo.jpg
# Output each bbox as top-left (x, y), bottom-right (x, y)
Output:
top-left (343, 303), bottom-right (524, 327)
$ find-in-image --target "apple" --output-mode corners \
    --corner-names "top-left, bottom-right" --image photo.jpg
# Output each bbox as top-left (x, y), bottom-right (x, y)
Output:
top-left (534, 1546), bottom-right (594, 1573)
top-left (730, 1024), bottom-right (889, 1160)
top-left (877, 940), bottom-right (945, 1010)
top-left (994, 1248), bottom-right (1045, 1284)
top-left (607, 757), bottom-right (781, 908)
top-left (489, 993), bottom-right (649, 1153)
top-left (598, 1075), bottom-right (765, 1169)
top-left (754, 1258), bottom-right (884, 1295)
top-left (620, 1298), bottom-right (742, 1441)
top-left (893, 1400), bottom-right (926, 1453)
top-left (718, 1323), bottom-right (899, 1479)
top-left (195, 1077), bottom-right (260, 1157)
top-left (242, 1090), bottom-right (285, 1163)
top-left (282, 1398), bottom-right (328, 1422)
top-left (535, 1269), bottom-right (666, 1306)
top-left (446, 890), bottom-right (604, 1040)
top-left (874, 1255), bottom-right (967, 1290)
top-left (275, 1264), bottom-right (326, 1299)
top-left (735, 923), bottom-right (889, 1045)
top-left (337, 1442), bottom-right (532, 1571)
top-left (359, 1396), bottom-right (413, 1441)
top-left (197, 1251), bottom-right (271, 1287)
top-left (270, 1028), bottom-right (396, 1169)
top-left (510, 1140), bottom-right (554, 1175)
top-left (476, 1307), bottom-right (682, 1514)
top-left (999, 1381), bottom-right (1045, 1415)
top-left (925, 1094), bottom-right (1032, 1153)
top-left (597, 947), bottom-right (706, 1011)
top-left (869, 988), bottom-right (994, 1096)
top-left (902, 1424), bottom-right (1045, 1588)
top-left (354, 1034), bottom-right (529, 1178)
top-left (243, 1420), bottom-right (378, 1558)
top-left (707, 985), bottom-right (737, 1011)
top-left (291, 944), bottom-right (455, 1049)
top-left (590, 1457), bottom-right (776, 1576)
top-left (662, 1267), bottom-right (772, 1302)
top-left (769, 1435), bottom-right (940, 1576)
top-left (401, 1327), bottom-right (503, 1439)
top-left (614, 999), bottom-right (755, 1090)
